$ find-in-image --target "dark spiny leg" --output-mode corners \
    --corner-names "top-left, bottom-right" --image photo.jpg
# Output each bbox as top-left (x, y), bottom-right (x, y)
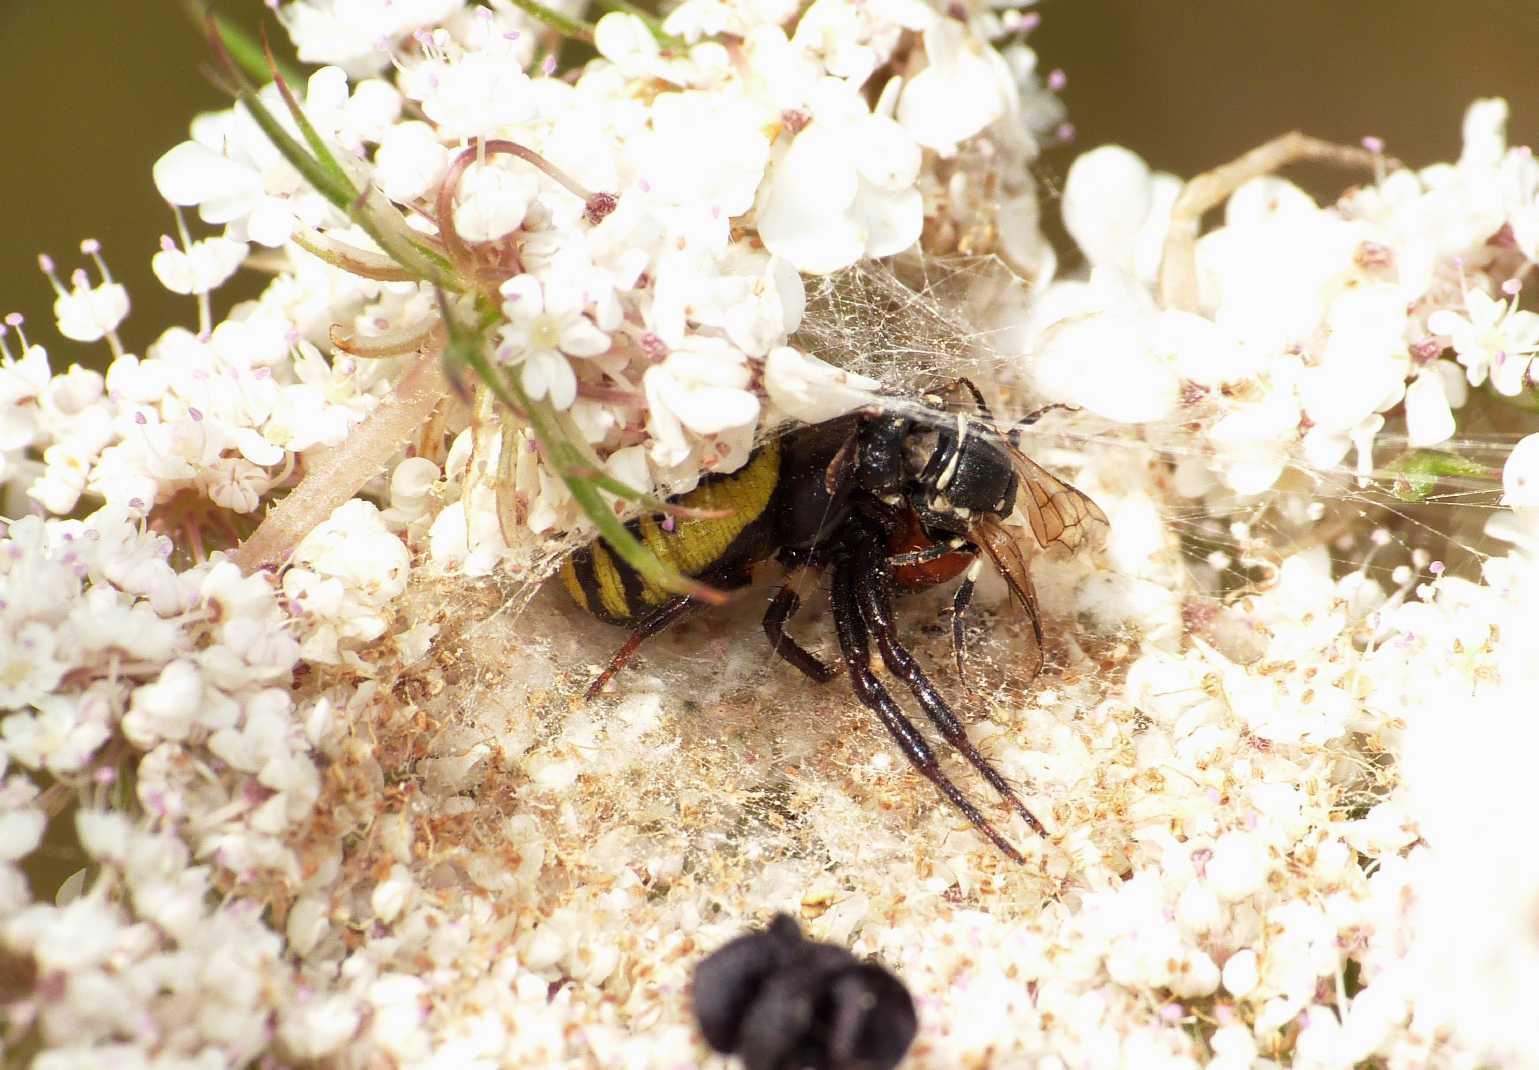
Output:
top-left (1012, 401), bottom-right (1079, 433)
top-left (950, 557), bottom-right (981, 686)
top-left (585, 596), bottom-right (695, 701)
top-left (764, 582), bottom-right (836, 684)
top-left (830, 563), bottom-right (1025, 863)
top-left (852, 543), bottom-right (1047, 839)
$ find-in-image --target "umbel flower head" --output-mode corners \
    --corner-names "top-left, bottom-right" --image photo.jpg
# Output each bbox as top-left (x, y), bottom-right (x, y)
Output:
top-left (3, 2), bottom-right (1539, 1069)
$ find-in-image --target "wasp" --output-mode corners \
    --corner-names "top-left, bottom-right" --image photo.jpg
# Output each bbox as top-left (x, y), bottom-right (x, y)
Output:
top-left (560, 380), bottom-right (1107, 861)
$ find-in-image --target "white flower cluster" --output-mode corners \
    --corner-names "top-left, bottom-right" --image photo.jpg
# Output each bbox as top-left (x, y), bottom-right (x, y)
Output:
top-left (5, 0), bottom-right (1539, 1065)
top-left (0, 493), bottom-right (425, 1064)
top-left (985, 97), bottom-right (1539, 1067)
top-left (148, 0), bottom-right (1058, 565)
top-left (1025, 99), bottom-right (1539, 502)
top-left (3, 275), bottom-right (393, 523)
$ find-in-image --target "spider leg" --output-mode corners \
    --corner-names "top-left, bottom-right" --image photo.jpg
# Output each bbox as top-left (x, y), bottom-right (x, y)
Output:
top-left (830, 561), bottom-right (1026, 863)
top-left (1158, 132), bottom-right (1390, 312)
top-left (584, 595), bottom-right (697, 700)
top-left (851, 540), bottom-right (1047, 839)
top-left (764, 580), bottom-right (837, 684)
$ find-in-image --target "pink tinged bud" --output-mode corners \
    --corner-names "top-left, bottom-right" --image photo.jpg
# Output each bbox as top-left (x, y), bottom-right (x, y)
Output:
top-left (1354, 241), bottom-right (1393, 269)
top-left (1502, 277), bottom-right (1523, 296)
top-left (1047, 69), bottom-right (1067, 91)
top-left (1361, 135), bottom-right (1385, 153)
top-left (585, 192), bottom-right (618, 224)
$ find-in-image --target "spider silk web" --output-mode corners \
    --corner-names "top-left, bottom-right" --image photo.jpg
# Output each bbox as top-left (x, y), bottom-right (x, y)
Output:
top-left (788, 253), bottom-right (1510, 602)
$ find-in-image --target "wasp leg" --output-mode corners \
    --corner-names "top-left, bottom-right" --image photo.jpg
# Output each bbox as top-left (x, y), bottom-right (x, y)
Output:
top-left (829, 562), bottom-right (1025, 863)
top-left (584, 596), bottom-right (696, 701)
top-left (949, 557), bottom-right (982, 687)
top-left (851, 541), bottom-right (1048, 840)
top-left (949, 376), bottom-right (992, 417)
top-left (1006, 403), bottom-right (1080, 451)
top-left (764, 582), bottom-right (837, 684)
top-left (885, 541), bottom-right (963, 570)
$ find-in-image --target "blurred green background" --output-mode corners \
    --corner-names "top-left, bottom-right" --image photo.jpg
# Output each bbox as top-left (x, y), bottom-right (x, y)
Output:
top-left (1, 0), bottom-right (1537, 371)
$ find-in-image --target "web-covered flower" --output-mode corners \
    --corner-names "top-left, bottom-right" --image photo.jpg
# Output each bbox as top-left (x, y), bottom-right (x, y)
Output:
top-left (756, 79), bottom-right (924, 274)
top-left (1426, 285), bottom-right (1539, 394)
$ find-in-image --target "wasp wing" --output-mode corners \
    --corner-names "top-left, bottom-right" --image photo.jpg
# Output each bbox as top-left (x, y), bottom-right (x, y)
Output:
top-left (973, 515), bottom-right (1045, 678)
top-left (1004, 442), bottom-right (1109, 554)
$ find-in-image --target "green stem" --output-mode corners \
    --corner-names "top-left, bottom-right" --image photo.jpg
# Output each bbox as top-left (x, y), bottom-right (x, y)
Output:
top-left (234, 84), bottom-right (359, 210)
top-left (266, 38), bottom-right (353, 193)
top-left (439, 296), bottom-right (724, 604)
top-left (180, 2), bottom-right (306, 88)
top-left (506, 0), bottom-right (596, 42)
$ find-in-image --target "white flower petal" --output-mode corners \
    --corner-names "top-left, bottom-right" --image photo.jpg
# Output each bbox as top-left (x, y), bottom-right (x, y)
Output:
top-left (595, 12), bottom-right (660, 67)
top-left (500, 274), bottom-right (545, 321)
top-left (897, 20), bottom-right (1008, 153)
top-left (763, 346), bottom-right (880, 422)
top-left (374, 121), bottom-right (449, 203)
top-left (854, 185), bottom-right (923, 259)
top-left (1460, 97), bottom-right (1509, 171)
top-left (558, 319), bottom-right (611, 358)
top-left (1062, 146), bottom-right (1153, 274)
top-left (153, 141), bottom-right (260, 206)
top-left (670, 384), bottom-right (759, 436)
top-left (1404, 370), bottom-right (1455, 447)
top-left (234, 428), bottom-right (286, 467)
top-left (1501, 433), bottom-right (1539, 507)
top-left (853, 115), bottom-right (920, 191)
top-left (529, 352), bottom-right (577, 410)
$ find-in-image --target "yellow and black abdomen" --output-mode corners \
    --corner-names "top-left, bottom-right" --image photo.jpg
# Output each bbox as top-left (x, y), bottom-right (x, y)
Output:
top-left (561, 438), bottom-right (783, 625)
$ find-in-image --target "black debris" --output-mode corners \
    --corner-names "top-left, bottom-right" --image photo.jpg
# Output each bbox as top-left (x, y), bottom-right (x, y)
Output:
top-left (692, 913), bottom-right (918, 1070)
